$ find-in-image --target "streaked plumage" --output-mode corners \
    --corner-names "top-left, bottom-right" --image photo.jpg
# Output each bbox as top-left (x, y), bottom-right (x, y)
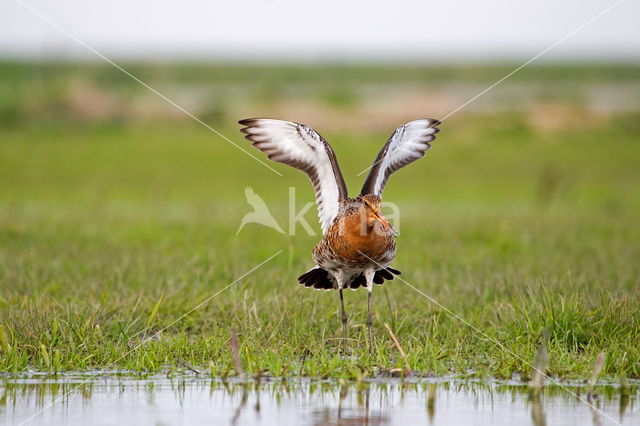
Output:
top-left (239, 117), bottom-right (441, 344)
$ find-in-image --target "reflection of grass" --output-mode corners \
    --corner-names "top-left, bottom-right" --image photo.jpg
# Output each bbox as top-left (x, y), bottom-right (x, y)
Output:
top-left (0, 376), bottom-right (635, 426)
top-left (0, 64), bottom-right (639, 379)
top-left (0, 376), bottom-right (635, 411)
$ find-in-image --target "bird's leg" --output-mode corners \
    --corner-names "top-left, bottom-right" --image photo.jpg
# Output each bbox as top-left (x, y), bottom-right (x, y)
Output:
top-left (367, 291), bottom-right (373, 349)
top-left (364, 269), bottom-right (376, 352)
top-left (332, 270), bottom-right (348, 343)
top-left (340, 288), bottom-right (348, 339)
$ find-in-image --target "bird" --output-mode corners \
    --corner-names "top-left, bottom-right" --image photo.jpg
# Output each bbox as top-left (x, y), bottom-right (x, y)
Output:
top-left (236, 186), bottom-right (285, 235)
top-left (239, 117), bottom-right (441, 348)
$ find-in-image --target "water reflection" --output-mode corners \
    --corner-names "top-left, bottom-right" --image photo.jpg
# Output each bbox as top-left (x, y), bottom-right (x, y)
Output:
top-left (0, 374), bottom-right (637, 425)
top-left (530, 396), bottom-right (546, 426)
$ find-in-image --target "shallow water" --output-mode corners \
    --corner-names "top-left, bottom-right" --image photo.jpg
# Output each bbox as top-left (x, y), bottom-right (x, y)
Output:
top-left (0, 374), bottom-right (637, 425)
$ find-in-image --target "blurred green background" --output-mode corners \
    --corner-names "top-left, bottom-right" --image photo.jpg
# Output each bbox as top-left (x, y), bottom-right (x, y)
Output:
top-left (0, 62), bottom-right (639, 377)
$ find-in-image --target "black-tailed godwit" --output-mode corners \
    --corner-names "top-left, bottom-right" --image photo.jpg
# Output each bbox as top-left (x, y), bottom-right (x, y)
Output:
top-left (239, 118), bottom-right (440, 346)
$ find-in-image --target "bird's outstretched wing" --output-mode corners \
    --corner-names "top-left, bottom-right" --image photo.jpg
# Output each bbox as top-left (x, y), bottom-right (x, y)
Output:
top-left (360, 119), bottom-right (440, 197)
top-left (239, 118), bottom-right (348, 234)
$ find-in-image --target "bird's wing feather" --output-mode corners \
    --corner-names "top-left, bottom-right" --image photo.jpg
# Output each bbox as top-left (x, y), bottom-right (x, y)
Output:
top-left (239, 118), bottom-right (348, 234)
top-left (360, 118), bottom-right (440, 197)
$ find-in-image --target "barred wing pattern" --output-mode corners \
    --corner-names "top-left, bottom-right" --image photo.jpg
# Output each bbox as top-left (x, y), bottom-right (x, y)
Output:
top-left (239, 118), bottom-right (348, 234)
top-left (360, 119), bottom-right (440, 197)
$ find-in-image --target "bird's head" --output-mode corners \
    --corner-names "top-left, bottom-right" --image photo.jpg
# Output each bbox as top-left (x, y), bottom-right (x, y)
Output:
top-left (360, 194), bottom-right (397, 236)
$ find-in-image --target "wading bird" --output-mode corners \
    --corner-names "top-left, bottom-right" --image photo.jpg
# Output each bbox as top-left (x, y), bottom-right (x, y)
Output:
top-left (239, 118), bottom-right (440, 347)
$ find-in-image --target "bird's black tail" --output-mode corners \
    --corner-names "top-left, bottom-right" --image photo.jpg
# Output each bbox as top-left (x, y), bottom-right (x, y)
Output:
top-left (297, 267), bottom-right (401, 290)
top-left (297, 267), bottom-right (333, 290)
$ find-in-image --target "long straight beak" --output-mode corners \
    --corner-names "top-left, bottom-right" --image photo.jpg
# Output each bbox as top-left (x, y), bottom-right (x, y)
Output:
top-left (373, 209), bottom-right (398, 236)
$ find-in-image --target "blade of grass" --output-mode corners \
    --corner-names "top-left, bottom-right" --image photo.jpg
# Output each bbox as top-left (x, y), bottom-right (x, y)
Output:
top-left (384, 322), bottom-right (410, 375)
top-left (588, 352), bottom-right (606, 400)
top-left (529, 328), bottom-right (550, 399)
top-left (146, 294), bottom-right (164, 329)
top-left (230, 331), bottom-right (244, 379)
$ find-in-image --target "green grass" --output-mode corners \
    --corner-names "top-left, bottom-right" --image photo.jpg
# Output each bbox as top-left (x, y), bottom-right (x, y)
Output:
top-left (0, 64), bottom-right (639, 380)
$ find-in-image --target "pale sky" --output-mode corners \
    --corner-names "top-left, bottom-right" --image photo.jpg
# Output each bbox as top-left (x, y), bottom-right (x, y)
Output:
top-left (1, 0), bottom-right (639, 62)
